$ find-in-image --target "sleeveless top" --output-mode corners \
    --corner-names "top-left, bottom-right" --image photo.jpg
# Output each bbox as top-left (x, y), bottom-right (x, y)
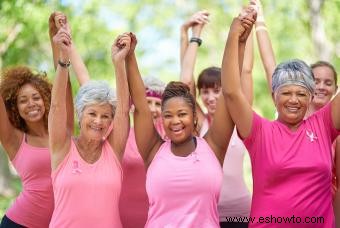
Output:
top-left (119, 130), bottom-right (148, 228)
top-left (50, 139), bottom-right (122, 228)
top-left (6, 134), bottom-right (54, 228)
top-left (145, 137), bottom-right (223, 228)
top-left (200, 119), bottom-right (251, 220)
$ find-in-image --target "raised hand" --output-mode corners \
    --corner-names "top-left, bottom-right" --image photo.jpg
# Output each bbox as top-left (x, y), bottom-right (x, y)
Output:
top-left (53, 26), bottom-right (72, 60)
top-left (127, 32), bottom-right (137, 56)
top-left (111, 33), bottom-right (131, 64)
top-left (237, 6), bottom-right (256, 42)
top-left (183, 10), bottom-right (209, 31)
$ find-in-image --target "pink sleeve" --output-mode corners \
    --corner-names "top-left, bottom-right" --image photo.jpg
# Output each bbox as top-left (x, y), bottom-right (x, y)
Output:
top-left (240, 111), bottom-right (263, 157)
top-left (315, 103), bottom-right (340, 141)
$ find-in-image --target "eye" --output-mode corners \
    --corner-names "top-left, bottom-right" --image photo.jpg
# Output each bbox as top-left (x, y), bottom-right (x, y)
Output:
top-left (155, 102), bottom-right (161, 107)
top-left (19, 99), bottom-right (27, 104)
top-left (33, 96), bottom-right (41, 101)
top-left (214, 88), bottom-right (221, 94)
top-left (297, 93), bottom-right (307, 97)
top-left (89, 112), bottom-right (96, 116)
top-left (163, 114), bottom-right (172, 119)
top-left (178, 112), bottom-right (187, 117)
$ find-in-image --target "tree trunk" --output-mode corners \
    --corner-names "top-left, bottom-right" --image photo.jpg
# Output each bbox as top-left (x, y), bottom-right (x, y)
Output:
top-left (308, 0), bottom-right (332, 61)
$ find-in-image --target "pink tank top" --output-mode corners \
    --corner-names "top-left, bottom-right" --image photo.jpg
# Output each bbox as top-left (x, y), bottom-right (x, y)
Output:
top-left (50, 139), bottom-right (123, 228)
top-left (119, 130), bottom-right (148, 228)
top-left (6, 134), bottom-right (54, 228)
top-left (145, 137), bottom-right (222, 228)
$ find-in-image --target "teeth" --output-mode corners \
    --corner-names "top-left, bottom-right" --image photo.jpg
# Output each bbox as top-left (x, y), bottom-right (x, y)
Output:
top-left (287, 107), bottom-right (298, 112)
top-left (27, 110), bottom-right (39, 116)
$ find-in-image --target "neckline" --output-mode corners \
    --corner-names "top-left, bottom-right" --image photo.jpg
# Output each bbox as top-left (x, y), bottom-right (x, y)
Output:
top-left (73, 138), bottom-right (103, 165)
top-left (169, 137), bottom-right (198, 159)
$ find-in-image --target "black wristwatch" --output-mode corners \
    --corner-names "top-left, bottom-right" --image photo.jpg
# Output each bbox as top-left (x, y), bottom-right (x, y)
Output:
top-left (58, 59), bottom-right (71, 68)
top-left (190, 37), bottom-right (202, 46)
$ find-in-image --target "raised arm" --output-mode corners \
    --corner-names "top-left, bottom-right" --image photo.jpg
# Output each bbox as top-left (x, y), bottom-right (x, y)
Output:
top-left (48, 27), bottom-right (72, 169)
top-left (221, 8), bottom-right (256, 139)
top-left (0, 95), bottom-right (22, 160)
top-left (252, 0), bottom-right (276, 94)
top-left (107, 34), bottom-right (131, 161)
top-left (180, 11), bottom-right (209, 132)
top-left (241, 30), bottom-right (254, 105)
top-left (50, 12), bottom-right (90, 84)
top-left (125, 33), bottom-right (162, 166)
top-left (180, 11), bottom-right (209, 92)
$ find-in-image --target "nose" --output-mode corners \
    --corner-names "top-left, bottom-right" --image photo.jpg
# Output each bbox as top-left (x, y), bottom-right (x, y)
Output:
top-left (316, 82), bottom-right (325, 90)
top-left (288, 94), bottom-right (298, 103)
top-left (149, 103), bottom-right (156, 113)
top-left (207, 91), bottom-right (216, 102)
top-left (27, 98), bottom-right (35, 107)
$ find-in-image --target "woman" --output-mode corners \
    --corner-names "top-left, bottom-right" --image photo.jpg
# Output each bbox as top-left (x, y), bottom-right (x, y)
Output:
top-left (253, 0), bottom-right (340, 224)
top-left (222, 7), bottom-right (340, 227)
top-left (0, 66), bottom-right (54, 228)
top-left (119, 75), bottom-right (166, 228)
top-left (180, 11), bottom-right (253, 227)
top-left (0, 12), bottom-right (92, 228)
top-left (48, 25), bottom-right (130, 227)
top-left (126, 32), bottom-right (234, 227)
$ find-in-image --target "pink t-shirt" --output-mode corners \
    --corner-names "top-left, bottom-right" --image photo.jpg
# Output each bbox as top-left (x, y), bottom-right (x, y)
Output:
top-left (145, 137), bottom-right (222, 228)
top-left (119, 130), bottom-right (149, 228)
top-left (243, 104), bottom-right (339, 227)
top-left (50, 139), bottom-right (123, 228)
top-left (6, 134), bottom-right (54, 228)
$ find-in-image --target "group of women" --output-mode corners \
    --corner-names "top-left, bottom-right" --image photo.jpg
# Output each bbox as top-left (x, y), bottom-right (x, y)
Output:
top-left (0, 0), bottom-right (339, 227)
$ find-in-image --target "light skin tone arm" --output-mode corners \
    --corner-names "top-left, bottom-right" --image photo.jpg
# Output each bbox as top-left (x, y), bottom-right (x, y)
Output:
top-left (0, 95), bottom-right (22, 160)
top-left (48, 27), bottom-right (72, 169)
top-left (180, 11), bottom-right (209, 132)
top-left (49, 12), bottom-right (90, 133)
top-left (241, 30), bottom-right (254, 105)
top-left (335, 137), bottom-right (340, 226)
top-left (125, 33), bottom-right (162, 166)
top-left (221, 8), bottom-right (256, 139)
top-left (106, 34), bottom-right (131, 161)
top-left (251, 0), bottom-right (276, 94)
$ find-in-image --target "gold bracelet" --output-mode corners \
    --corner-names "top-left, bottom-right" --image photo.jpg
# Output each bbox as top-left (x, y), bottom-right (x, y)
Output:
top-left (255, 26), bottom-right (267, 32)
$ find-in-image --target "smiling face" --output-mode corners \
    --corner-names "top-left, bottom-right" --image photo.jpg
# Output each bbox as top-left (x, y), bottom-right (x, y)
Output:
top-left (312, 66), bottom-right (338, 109)
top-left (146, 96), bottom-right (162, 120)
top-left (16, 83), bottom-right (46, 124)
top-left (199, 85), bottom-right (221, 116)
top-left (162, 97), bottom-right (196, 144)
top-left (274, 84), bottom-right (311, 130)
top-left (79, 103), bottom-right (113, 140)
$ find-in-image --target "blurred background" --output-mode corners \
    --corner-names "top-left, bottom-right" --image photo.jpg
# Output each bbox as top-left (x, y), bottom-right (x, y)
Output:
top-left (1, 0), bottom-right (339, 215)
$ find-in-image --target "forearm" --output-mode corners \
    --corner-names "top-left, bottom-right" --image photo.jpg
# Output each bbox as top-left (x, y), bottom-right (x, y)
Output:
top-left (180, 25), bottom-right (189, 66)
top-left (111, 61), bottom-right (130, 158)
top-left (70, 44), bottom-right (90, 85)
top-left (222, 33), bottom-right (242, 97)
top-left (125, 54), bottom-right (150, 112)
top-left (180, 42), bottom-right (198, 96)
top-left (49, 65), bottom-right (69, 146)
top-left (241, 31), bottom-right (254, 104)
top-left (255, 21), bottom-right (276, 92)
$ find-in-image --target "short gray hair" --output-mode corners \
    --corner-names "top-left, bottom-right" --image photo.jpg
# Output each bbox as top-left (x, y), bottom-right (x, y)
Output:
top-left (143, 76), bottom-right (166, 96)
top-left (75, 80), bottom-right (116, 121)
top-left (272, 59), bottom-right (315, 95)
